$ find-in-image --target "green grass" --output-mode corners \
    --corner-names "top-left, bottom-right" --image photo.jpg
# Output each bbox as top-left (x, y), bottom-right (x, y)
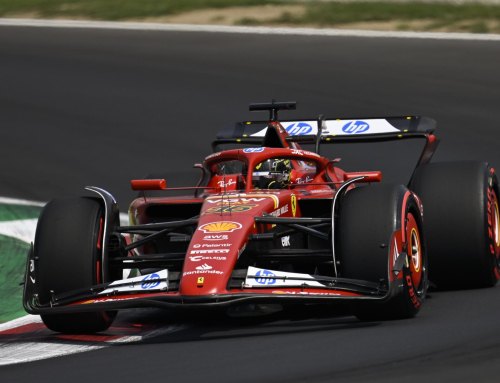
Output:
top-left (0, 0), bottom-right (282, 20)
top-left (0, 203), bottom-right (41, 323)
top-left (0, 234), bottom-right (31, 323)
top-left (0, 204), bottom-right (42, 221)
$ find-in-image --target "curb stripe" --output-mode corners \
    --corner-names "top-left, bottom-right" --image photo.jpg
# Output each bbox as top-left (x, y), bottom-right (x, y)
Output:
top-left (0, 219), bottom-right (38, 244)
top-left (0, 314), bottom-right (190, 366)
top-left (0, 18), bottom-right (499, 41)
top-left (0, 197), bottom-right (45, 207)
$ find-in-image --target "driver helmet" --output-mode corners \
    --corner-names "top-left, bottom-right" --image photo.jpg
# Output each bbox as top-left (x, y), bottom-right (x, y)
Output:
top-left (253, 159), bottom-right (292, 184)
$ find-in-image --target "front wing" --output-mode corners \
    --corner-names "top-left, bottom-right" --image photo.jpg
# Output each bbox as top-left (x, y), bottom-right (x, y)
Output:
top-left (23, 249), bottom-right (404, 315)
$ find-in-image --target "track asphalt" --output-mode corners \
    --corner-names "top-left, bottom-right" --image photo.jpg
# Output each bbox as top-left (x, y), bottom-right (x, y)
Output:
top-left (0, 24), bottom-right (500, 382)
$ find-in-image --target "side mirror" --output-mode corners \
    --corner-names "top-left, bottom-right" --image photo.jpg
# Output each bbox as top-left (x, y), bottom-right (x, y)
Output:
top-left (344, 171), bottom-right (382, 183)
top-left (130, 179), bottom-right (167, 191)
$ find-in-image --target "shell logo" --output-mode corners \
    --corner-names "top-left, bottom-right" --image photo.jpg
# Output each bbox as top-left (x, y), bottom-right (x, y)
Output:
top-left (198, 221), bottom-right (243, 233)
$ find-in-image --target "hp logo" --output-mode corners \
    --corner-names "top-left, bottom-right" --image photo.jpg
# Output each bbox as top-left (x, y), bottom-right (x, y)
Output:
top-left (286, 122), bottom-right (313, 136)
top-left (243, 147), bottom-right (264, 153)
top-left (141, 273), bottom-right (161, 289)
top-left (255, 269), bottom-right (276, 285)
top-left (342, 121), bottom-right (370, 134)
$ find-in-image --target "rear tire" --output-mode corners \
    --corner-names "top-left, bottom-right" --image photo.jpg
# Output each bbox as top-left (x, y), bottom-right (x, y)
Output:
top-left (339, 184), bottom-right (427, 321)
top-left (35, 197), bottom-right (117, 333)
top-left (410, 161), bottom-right (500, 289)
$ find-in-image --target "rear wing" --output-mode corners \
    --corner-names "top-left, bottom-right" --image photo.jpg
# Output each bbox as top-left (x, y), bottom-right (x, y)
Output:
top-left (213, 115), bottom-right (439, 184)
top-left (216, 116), bottom-right (435, 139)
top-left (214, 116), bottom-right (436, 151)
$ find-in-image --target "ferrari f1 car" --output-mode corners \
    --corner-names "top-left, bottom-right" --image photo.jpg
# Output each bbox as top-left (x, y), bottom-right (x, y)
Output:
top-left (23, 101), bottom-right (500, 333)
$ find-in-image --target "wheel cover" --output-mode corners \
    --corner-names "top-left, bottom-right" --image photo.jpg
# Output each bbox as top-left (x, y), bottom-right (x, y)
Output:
top-left (407, 213), bottom-right (422, 287)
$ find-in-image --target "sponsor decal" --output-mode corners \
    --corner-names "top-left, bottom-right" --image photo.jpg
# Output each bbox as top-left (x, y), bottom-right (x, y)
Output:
top-left (303, 151), bottom-right (321, 158)
top-left (252, 119), bottom-right (399, 137)
top-left (196, 263), bottom-right (212, 270)
top-left (193, 243), bottom-right (231, 248)
top-left (487, 186), bottom-right (498, 256)
top-left (246, 267), bottom-right (326, 288)
top-left (89, 297), bottom-right (136, 303)
top-left (342, 121), bottom-right (370, 134)
top-left (205, 152), bottom-right (221, 160)
top-left (243, 147), bottom-right (264, 153)
top-left (190, 255), bottom-right (227, 262)
top-left (197, 277), bottom-right (204, 284)
top-left (272, 291), bottom-right (340, 296)
top-left (198, 221), bottom-right (242, 233)
top-left (99, 270), bottom-right (168, 294)
top-left (255, 269), bottom-right (276, 285)
top-left (392, 237), bottom-right (399, 267)
top-left (190, 249), bottom-right (230, 254)
top-left (206, 194), bottom-right (278, 208)
top-left (238, 243), bottom-right (246, 258)
top-left (309, 189), bottom-right (332, 194)
top-left (291, 149), bottom-right (304, 156)
top-left (183, 270), bottom-right (224, 276)
top-left (205, 204), bottom-right (258, 214)
top-left (270, 204), bottom-right (289, 217)
top-left (281, 236), bottom-right (290, 247)
top-left (296, 176), bottom-right (313, 184)
top-left (291, 195), bottom-right (297, 217)
top-left (204, 234), bottom-right (229, 241)
top-left (285, 122), bottom-right (313, 136)
top-left (217, 179), bottom-right (236, 188)
top-left (406, 275), bottom-right (421, 309)
top-left (141, 273), bottom-right (161, 289)
top-left (29, 259), bottom-right (35, 283)
top-left (206, 198), bottom-right (265, 204)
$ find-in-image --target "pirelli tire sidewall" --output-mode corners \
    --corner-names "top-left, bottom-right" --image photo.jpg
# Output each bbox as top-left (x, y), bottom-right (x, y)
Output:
top-left (484, 166), bottom-right (500, 284)
top-left (399, 194), bottom-right (427, 316)
top-left (378, 193), bottom-right (427, 319)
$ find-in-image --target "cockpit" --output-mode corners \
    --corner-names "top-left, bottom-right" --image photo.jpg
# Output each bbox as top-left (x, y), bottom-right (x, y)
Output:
top-left (205, 149), bottom-right (321, 192)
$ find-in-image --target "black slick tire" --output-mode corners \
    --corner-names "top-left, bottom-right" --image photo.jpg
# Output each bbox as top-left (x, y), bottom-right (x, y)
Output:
top-left (35, 197), bottom-right (117, 333)
top-left (410, 161), bottom-right (500, 289)
top-left (339, 184), bottom-right (427, 321)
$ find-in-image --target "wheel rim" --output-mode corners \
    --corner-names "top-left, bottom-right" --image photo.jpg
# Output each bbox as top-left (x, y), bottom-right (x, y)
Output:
top-left (407, 213), bottom-right (422, 288)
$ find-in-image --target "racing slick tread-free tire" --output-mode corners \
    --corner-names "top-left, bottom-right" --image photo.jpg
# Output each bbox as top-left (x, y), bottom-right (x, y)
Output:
top-left (35, 197), bottom-right (117, 333)
top-left (410, 161), bottom-right (500, 289)
top-left (339, 184), bottom-right (427, 321)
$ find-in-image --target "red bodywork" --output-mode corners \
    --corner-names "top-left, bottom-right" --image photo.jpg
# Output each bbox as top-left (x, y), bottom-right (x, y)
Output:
top-left (73, 121), bottom-right (429, 307)
top-left (23, 116), bottom-right (434, 314)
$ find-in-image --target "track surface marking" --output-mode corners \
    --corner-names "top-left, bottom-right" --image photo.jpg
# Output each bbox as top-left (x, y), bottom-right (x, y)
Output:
top-left (1, 18), bottom-right (500, 41)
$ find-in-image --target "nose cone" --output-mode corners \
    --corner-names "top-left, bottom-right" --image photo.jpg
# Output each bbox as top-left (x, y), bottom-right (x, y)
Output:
top-left (179, 194), bottom-right (279, 295)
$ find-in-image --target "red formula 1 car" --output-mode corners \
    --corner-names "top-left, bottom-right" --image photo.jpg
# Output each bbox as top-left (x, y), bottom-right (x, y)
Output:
top-left (23, 101), bottom-right (500, 333)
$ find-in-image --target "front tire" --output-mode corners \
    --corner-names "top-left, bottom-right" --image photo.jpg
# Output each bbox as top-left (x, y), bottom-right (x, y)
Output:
top-left (35, 197), bottom-right (117, 333)
top-left (339, 184), bottom-right (427, 321)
